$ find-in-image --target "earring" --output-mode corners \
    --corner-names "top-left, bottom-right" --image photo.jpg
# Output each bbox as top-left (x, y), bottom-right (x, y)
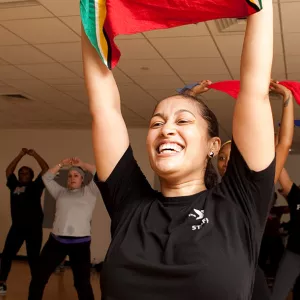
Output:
top-left (209, 151), bottom-right (214, 158)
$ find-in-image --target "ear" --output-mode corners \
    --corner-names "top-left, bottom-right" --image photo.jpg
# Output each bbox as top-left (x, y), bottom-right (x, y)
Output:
top-left (208, 137), bottom-right (221, 157)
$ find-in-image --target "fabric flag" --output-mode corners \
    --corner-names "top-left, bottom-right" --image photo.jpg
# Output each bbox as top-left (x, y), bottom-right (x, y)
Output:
top-left (80, 0), bottom-right (262, 69)
top-left (209, 80), bottom-right (300, 105)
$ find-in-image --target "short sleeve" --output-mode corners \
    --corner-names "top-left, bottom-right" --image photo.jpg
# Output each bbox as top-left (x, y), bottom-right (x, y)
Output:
top-left (94, 146), bottom-right (153, 220)
top-left (6, 173), bottom-right (18, 191)
top-left (33, 174), bottom-right (45, 195)
top-left (221, 139), bottom-right (275, 228)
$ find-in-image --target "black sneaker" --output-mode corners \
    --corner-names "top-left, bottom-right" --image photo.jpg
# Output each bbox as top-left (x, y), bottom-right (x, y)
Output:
top-left (0, 283), bottom-right (7, 295)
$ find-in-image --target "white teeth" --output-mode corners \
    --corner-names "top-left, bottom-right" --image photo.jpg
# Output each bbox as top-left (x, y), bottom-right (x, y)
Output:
top-left (158, 143), bottom-right (183, 154)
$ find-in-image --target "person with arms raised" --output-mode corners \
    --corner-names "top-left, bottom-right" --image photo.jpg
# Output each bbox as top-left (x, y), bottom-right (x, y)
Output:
top-left (0, 148), bottom-right (48, 296)
top-left (82, 1), bottom-right (275, 299)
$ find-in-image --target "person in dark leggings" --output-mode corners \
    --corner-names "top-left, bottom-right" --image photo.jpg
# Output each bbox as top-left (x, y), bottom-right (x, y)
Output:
top-left (28, 157), bottom-right (99, 300)
top-left (214, 80), bottom-right (294, 300)
top-left (0, 148), bottom-right (49, 296)
top-left (271, 169), bottom-right (300, 300)
top-left (259, 193), bottom-right (289, 278)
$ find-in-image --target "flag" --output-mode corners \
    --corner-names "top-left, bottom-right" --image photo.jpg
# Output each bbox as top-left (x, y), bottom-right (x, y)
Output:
top-left (209, 80), bottom-right (300, 105)
top-left (80, 0), bottom-right (262, 69)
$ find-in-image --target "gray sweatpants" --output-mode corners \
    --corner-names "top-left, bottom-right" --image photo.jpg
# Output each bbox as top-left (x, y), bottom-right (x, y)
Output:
top-left (271, 249), bottom-right (300, 300)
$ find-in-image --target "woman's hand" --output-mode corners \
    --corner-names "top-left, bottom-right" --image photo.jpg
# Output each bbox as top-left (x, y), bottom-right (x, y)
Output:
top-left (270, 80), bottom-right (292, 99)
top-left (71, 157), bottom-right (83, 167)
top-left (61, 158), bottom-right (72, 167)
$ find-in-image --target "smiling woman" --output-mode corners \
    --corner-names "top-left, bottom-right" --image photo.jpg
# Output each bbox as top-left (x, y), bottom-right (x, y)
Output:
top-left (81, 1), bottom-right (276, 299)
top-left (147, 94), bottom-right (220, 190)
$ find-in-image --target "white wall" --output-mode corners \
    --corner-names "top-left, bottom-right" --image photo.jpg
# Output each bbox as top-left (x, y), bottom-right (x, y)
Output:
top-left (0, 128), bottom-right (154, 262)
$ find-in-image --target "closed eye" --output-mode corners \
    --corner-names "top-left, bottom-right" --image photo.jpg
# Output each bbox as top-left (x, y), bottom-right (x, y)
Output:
top-left (177, 119), bottom-right (190, 124)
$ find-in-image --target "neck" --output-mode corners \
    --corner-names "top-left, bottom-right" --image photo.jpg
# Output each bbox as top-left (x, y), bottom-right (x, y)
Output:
top-left (160, 178), bottom-right (206, 197)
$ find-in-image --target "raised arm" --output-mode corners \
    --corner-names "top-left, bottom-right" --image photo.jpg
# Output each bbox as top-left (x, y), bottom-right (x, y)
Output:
top-left (43, 158), bottom-right (71, 199)
top-left (71, 157), bottom-right (96, 174)
top-left (278, 167), bottom-right (293, 197)
top-left (271, 82), bottom-right (294, 183)
top-left (27, 149), bottom-right (49, 176)
top-left (233, 1), bottom-right (274, 171)
top-left (81, 26), bottom-right (129, 182)
top-left (6, 148), bottom-right (27, 178)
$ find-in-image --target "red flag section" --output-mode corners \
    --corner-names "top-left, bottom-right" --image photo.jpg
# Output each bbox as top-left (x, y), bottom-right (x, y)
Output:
top-left (80, 0), bottom-right (262, 69)
top-left (210, 81), bottom-right (300, 105)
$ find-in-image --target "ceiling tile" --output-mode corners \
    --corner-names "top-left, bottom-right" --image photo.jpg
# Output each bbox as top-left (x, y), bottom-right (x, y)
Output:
top-left (112, 68), bottom-right (133, 83)
top-left (2, 78), bottom-right (49, 90)
top-left (60, 16), bottom-right (81, 35)
top-left (149, 36), bottom-right (220, 58)
top-left (0, 85), bottom-right (20, 94)
top-left (118, 83), bottom-right (157, 120)
top-left (118, 59), bottom-right (175, 76)
top-left (273, 3), bottom-right (281, 34)
top-left (167, 58), bottom-right (229, 75)
top-left (64, 90), bottom-right (88, 102)
top-left (0, 45), bottom-right (54, 64)
top-left (115, 39), bottom-right (160, 60)
top-left (0, 58), bottom-right (8, 65)
top-left (281, 2), bottom-right (300, 33)
top-left (43, 77), bottom-right (84, 85)
top-left (181, 74), bottom-right (232, 83)
top-left (131, 75), bottom-right (183, 90)
top-left (51, 84), bottom-right (85, 93)
top-left (0, 66), bottom-right (33, 80)
top-left (121, 105), bottom-right (147, 124)
top-left (0, 26), bottom-right (26, 46)
top-left (35, 42), bottom-right (81, 62)
top-left (0, 5), bottom-right (53, 21)
top-left (1, 18), bottom-right (80, 44)
top-left (147, 89), bottom-right (177, 101)
top-left (144, 23), bottom-right (209, 38)
top-left (17, 63), bottom-right (78, 79)
top-left (38, 0), bottom-right (80, 17)
top-left (63, 61), bottom-right (83, 77)
top-left (286, 56), bottom-right (300, 73)
top-left (272, 56), bottom-right (286, 77)
top-left (214, 35), bottom-right (244, 57)
top-left (284, 33), bottom-right (300, 56)
top-left (288, 73), bottom-right (300, 81)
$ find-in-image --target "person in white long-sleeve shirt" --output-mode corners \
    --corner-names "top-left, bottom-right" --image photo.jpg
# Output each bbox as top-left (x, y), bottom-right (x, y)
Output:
top-left (28, 157), bottom-right (99, 300)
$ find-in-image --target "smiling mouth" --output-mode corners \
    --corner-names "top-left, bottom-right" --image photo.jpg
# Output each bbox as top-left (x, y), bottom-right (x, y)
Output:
top-left (156, 142), bottom-right (185, 154)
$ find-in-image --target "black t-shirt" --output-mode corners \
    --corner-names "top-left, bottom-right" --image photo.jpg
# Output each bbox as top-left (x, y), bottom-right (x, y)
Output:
top-left (286, 184), bottom-right (300, 254)
top-left (94, 140), bottom-right (275, 300)
top-left (7, 173), bottom-right (45, 227)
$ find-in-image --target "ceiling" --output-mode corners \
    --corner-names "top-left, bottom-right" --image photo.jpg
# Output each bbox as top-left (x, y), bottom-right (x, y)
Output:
top-left (0, 0), bottom-right (300, 146)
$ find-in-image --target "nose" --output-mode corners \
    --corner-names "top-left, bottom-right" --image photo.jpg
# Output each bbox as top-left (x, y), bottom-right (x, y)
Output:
top-left (160, 122), bottom-right (176, 137)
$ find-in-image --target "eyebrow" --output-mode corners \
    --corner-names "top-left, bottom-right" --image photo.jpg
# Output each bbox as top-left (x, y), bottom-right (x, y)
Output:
top-left (152, 109), bottom-right (196, 119)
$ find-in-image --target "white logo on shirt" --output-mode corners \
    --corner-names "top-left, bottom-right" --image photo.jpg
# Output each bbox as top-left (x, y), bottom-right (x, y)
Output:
top-left (297, 204), bottom-right (300, 210)
top-left (188, 208), bottom-right (209, 231)
top-left (13, 186), bottom-right (26, 195)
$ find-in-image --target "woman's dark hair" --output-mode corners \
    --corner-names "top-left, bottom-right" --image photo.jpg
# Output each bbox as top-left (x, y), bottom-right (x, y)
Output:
top-left (155, 94), bottom-right (220, 189)
top-left (18, 166), bottom-right (34, 181)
